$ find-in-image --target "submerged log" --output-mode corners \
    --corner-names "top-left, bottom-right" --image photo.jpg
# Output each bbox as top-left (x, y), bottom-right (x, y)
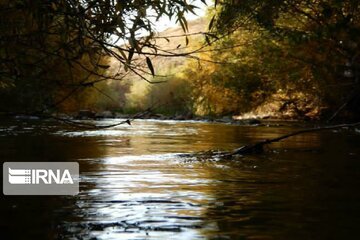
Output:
top-left (218, 122), bottom-right (360, 158)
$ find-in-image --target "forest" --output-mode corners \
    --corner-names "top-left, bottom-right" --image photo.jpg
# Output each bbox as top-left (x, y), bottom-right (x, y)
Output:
top-left (2, 1), bottom-right (360, 240)
top-left (1, 0), bottom-right (359, 122)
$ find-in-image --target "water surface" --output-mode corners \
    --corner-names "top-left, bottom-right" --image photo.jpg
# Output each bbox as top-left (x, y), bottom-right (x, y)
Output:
top-left (1, 119), bottom-right (360, 239)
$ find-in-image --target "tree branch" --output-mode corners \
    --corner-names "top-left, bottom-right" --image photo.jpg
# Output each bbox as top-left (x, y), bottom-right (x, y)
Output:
top-left (219, 122), bottom-right (360, 157)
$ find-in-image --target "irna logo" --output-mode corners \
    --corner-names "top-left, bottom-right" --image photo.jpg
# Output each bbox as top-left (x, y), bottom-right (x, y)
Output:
top-left (8, 168), bottom-right (74, 184)
top-left (3, 162), bottom-right (79, 195)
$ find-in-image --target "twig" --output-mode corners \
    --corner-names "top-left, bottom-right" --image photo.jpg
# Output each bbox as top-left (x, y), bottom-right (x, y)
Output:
top-left (327, 87), bottom-right (359, 123)
top-left (220, 122), bottom-right (360, 157)
top-left (47, 106), bottom-right (157, 129)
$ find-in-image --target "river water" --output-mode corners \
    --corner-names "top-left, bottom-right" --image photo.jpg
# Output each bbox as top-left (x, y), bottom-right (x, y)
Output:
top-left (1, 119), bottom-right (360, 239)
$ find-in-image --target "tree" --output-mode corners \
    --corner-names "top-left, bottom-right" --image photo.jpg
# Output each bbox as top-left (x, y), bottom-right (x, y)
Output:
top-left (213, 0), bottom-right (360, 119)
top-left (0, 0), bottom-right (203, 113)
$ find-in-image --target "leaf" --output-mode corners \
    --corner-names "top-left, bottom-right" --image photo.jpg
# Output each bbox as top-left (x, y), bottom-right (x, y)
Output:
top-left (185, 36), bottom-right (189, 46)
top-left (164, 37), bottom-right (170, 42)
top-left (117, 18), bottom-right (125, 33)
top-left (200, 0), bottom-right (207, 6)
top-left (176, 44), bottom-right (181, 49)
top-left (182, 17), bottom-right (188, 31)
top-left (146, 57), bottom-right (155, 76)
top-left (96, 64), bottom-right (110, 69)
top-left (118, 49), bottom-right (127, 60)
top-left (127, 48), bottom-right (134, 63)
top-left (129, 36), bottom-right (142, 53)
top-left (206, 33), bottom-right (219, 40)
top-left (208, 15), bottom-right (215, 30)
top-left (179, 19), bottom-right (187, 32)
top-left (205, 35), bottom-right (211, 46)
top-left (128, 37), bottom-right (135, 49)
top-left (186, 5), bottom-right (199, 15)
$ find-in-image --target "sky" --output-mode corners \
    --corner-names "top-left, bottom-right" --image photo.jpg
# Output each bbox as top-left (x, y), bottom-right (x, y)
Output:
top-left (111, 1), bottom-right (209, 45)
top-left (152, 0), bottom-right (208, 32)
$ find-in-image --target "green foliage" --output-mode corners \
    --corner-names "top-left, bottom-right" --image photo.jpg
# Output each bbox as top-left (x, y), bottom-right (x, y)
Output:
top-left (180, 30), bottom-right (270, 116)
top-left (2, 0), bottom-right (360, 119)
top-left (147, 76), bottom-right (193, 115)
top-left (0, 0), bottom-right (201, 113)
top-left (205, 0), bottom-right (360, 118)
top-left (122, 0), bottom-right (360, 119)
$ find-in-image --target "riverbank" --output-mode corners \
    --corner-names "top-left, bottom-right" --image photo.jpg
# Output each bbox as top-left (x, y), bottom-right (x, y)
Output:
top-left (51, 110), bottom-right (302, 125)
top-left (0, 109), bottom-right (321, 129)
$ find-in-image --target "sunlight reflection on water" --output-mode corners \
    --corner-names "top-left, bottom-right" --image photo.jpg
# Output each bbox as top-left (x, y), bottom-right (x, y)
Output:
top-left (1, 119), bottom-right (360, 239)
top-left (74, 152), bottom-right (214, 239)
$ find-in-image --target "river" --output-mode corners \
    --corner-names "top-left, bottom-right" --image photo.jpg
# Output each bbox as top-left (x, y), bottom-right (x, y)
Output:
top-left (1, 118), bottom-right (360, 239)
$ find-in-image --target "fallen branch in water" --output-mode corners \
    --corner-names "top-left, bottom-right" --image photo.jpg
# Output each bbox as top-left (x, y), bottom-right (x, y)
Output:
top-left (47, 108), bottom-right (152, 129)
top-left (47, 102), bottom-right (167, 129)
top-left (219, 122), bottom-right (360, 158)
top-left (0, 104), bottom-right (158, 129)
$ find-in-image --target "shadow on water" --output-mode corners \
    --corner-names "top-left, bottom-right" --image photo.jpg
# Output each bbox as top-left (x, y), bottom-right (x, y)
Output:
top-left (0, 119), bottom-right (360, 239)
top-left (201, 131), bottom-right (360, 240)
